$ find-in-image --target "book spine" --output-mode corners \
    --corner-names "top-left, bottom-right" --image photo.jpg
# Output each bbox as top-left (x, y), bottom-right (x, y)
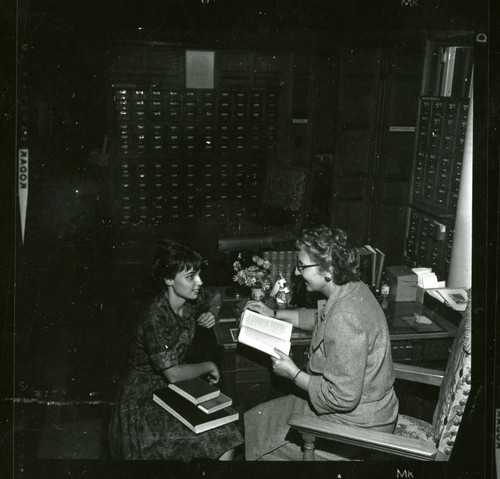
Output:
top-left (195, 411), bottom-right (239, 434)
top-left (375, 251), bottom-right (385, 292)
top-left (440, 46), bottom-right (457, 97)
top-left (357, 247), bottom-right (372, 287)
top-left (366, 246), bottom-right (376, 289)
top-left (434, 46), bottom-right (445, 95)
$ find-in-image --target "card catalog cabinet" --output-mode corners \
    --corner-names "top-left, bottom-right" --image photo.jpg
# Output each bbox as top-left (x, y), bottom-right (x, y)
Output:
top-left (107, 44), bottom-right (289, 228)
top-left (404, 96), bottom-right (469, 279)
top-left (111, 85), bottom-right (280, 225)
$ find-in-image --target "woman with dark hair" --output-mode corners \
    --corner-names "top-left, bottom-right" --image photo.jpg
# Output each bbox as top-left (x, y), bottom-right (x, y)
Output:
top-left (109, 239), bottom-right (243, 461)
top-left (243, 225), bottom-right (398, 460)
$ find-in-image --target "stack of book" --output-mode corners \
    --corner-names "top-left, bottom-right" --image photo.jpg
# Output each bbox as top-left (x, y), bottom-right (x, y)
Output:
top-left (357, 245), bottom-right (386, 292)
top-left (153, 377), bottom-right (238, 434)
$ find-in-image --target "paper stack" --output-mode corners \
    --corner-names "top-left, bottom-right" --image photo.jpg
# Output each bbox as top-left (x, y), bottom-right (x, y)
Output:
top-left (412, 268), bottom-right (446, 289)
top-left (411, 267), bottom-right (445, 303)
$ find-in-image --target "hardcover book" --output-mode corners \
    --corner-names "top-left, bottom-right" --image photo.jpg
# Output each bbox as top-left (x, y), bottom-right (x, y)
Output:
top-left (357, 246), bottom-right (373, 288)
top-left (167, 376), bottom-right (220, 405)
top-left (364, 244), bottom-right (377, 289)
top-left (374, 247), bottom-right (386, 291)
top-left (439, 46), bottom-right (457, 97)
top-left (197, 392), bottom-right (233, 414)
top-left (238, 309), bottom-right (293, 358)
top-left (153, 388), bottom-right (239, 434)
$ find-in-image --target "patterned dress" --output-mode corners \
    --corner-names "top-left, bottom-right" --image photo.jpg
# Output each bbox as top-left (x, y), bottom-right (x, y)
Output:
top-left (109, 288), bottom-right (243, 460)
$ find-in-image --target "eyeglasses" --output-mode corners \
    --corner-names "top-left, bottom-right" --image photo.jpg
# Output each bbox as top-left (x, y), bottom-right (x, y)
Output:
top-left (296, 257), bottom-right (320, 273)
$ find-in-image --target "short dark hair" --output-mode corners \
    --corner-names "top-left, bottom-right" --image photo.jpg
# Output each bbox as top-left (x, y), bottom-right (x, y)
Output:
top-left (152, 239), bottom-right (202, 288)
top-left (296, 225), bottom-right (359, 285)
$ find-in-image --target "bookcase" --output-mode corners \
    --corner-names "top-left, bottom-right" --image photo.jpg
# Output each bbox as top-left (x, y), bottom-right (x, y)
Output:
top-left (403, 34), bottom-right (473, 281)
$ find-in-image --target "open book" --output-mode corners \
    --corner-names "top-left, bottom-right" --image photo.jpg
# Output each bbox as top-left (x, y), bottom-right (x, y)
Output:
top-left (238, 309), bottom-right (293, 358)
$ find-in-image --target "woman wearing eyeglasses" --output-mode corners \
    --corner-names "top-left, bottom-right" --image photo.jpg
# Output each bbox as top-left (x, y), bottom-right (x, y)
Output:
top-left (243, 225), bottom-right (398, 460)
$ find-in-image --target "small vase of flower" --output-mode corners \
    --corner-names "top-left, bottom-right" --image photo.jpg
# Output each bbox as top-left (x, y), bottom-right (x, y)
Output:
top-left (232, 253), bottom-right (272, 299)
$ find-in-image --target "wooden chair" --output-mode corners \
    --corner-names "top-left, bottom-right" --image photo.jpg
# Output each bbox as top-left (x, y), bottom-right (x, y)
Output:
top-left (288, 292), bottom-right (472, 461)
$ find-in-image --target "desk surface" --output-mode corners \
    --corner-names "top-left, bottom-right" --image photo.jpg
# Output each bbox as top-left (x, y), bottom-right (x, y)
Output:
top-left (215, 298), bottom-right (457, 350)
top-left (384, 301), bottom-right (457, 340)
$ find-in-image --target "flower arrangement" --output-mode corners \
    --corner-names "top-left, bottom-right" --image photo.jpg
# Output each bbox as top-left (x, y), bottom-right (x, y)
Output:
top-left (232, 253), bottom-right (272, 291)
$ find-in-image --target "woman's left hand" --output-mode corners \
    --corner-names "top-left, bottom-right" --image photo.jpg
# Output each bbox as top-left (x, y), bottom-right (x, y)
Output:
top-left (271, 348), bottom-right (299, 379)
top-left (197, 312), bottom-right (216, 329)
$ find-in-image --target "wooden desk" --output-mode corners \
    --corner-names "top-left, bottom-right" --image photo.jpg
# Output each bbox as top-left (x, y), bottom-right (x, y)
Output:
top-left (384, 300), bottom-right (458, 358)
top-left (214, 296), bottom-right (457, 408)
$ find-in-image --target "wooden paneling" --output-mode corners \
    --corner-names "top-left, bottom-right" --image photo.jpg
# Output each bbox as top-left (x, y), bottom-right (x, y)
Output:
top-left (330, 48), bottom-right (382, 246)
top-left (370, 48), bottom-right (424, 266)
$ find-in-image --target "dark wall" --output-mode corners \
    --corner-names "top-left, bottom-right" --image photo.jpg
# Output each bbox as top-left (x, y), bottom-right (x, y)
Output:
top-left (5, 0), bottom-right (487, 298)
top-left (12, 0), bottom-right (487, 249)
top-left (5, 0), bottom-right (489, 343)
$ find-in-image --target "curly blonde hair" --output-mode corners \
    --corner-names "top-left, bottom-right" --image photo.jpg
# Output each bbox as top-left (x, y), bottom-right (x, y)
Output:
top-left (296, 225), bottom-right (359, 285)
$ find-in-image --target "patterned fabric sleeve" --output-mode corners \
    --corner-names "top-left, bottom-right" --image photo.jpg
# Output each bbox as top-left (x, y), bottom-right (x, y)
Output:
top-left (141, 302), bottom-right (182, 372)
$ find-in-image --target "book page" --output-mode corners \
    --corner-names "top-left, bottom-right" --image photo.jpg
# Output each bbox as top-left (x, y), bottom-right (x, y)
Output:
top-left (240, 309), bottom-right (293, 340)
top-left (238, 325), bottom-right (291, 357)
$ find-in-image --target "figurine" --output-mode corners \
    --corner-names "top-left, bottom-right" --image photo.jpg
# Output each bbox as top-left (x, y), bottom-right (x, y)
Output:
top-left (270, 274), bottom-right (291, 309)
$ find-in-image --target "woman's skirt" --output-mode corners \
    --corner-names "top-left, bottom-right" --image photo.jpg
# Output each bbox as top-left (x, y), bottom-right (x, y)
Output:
top-left (244, 392), bottom-right (397, 461)
top-left (109, 369), bottom-right (244, 461)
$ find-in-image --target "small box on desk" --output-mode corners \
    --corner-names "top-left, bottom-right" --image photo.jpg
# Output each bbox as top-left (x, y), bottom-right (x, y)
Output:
top-left (386, 266), bottom-right (418, 302)
top-left (416, 286), bottom-right (425, 304)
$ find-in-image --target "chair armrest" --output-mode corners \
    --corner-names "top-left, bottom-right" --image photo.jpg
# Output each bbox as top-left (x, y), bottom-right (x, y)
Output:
top-left (394, 363), bottom-right (444, 387)
top-left (288, 414), bottom-right (437, 461)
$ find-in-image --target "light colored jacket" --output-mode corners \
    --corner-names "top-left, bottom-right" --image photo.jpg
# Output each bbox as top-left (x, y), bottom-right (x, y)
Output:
top-left (298, 281), bottom-right (398, 429)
